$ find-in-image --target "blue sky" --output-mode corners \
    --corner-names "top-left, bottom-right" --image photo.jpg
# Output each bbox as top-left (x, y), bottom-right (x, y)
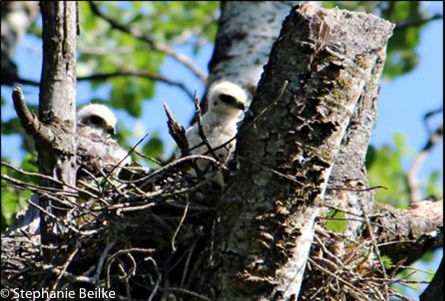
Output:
top-left (2, 6), bottom-right (442, 181)
top-left (0, 2), bottom-right (442, 298)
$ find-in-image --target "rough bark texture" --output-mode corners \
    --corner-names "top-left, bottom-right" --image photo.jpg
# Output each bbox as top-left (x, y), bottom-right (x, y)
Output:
top-left (38, 1), bottom-right (78, 264)
top-left (1, 1), bottom-right (39, 85)
top-left (374, 199), bottom-right (443, 266)
top-left (203, 4), bottom-right (394, 300)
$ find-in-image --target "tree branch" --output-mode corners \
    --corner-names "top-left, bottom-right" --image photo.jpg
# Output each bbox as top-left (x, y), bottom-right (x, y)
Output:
top-left (88, 1), bottom-right (207, 83)
top-left (374, 199), bottom-right (443, 266)
top-left (407, 111), bottom-right (443, 203)
top-left (77, 70), bottom-right (195, 101)
top-left (12, 86), bottom-right (53, 143)
top-left (420, 258), bottom-right (443, 301)
top-left (396, 14), bottom-right (443, 30)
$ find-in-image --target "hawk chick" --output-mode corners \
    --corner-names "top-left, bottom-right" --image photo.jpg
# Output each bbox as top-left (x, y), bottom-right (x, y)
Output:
top-left (76, 103), bottom-right (131, 182)
top-left (6, 104), bottom-right (130, 234)
top-left (180, 81), bottom-right (247, 183)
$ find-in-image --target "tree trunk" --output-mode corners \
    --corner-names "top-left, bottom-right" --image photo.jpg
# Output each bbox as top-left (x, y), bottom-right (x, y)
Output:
top-left (207, 1), bottom-right (301, 107)
top-left (37, 1), bottom-right (78, 265)
top-left (203, 3), bottom-right (394, 300)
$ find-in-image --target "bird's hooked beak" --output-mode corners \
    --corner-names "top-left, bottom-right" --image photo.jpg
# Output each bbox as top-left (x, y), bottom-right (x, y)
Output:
top-left (107, 126), bottom-right (115, 136)
top-left (236, 101), bottom-right (245, 111)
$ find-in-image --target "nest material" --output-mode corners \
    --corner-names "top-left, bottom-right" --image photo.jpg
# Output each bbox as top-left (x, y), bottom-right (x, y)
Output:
top-left (2, 156), bottom-right (224, 301)
top-left (1, 157), bottom-right (429, 301)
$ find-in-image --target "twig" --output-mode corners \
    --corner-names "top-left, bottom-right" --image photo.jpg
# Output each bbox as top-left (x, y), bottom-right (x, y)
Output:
top-left (308, 258), bottom-right (372, 301)
top-left (1, 160), bottom-right (100, 200)
top-left (134, 149), bottom-right (165, 166)
top-left (47, 242), bottom-right (81, 301)
top-left (165, 288), bottom-right (212, 301)
top-left (88, 1), bottom-right (207, 83)
top-left (133, 154), bottom-right (226, 188)
top-left (15, 77), bottom-right (40, 86)
top-left (180, 238), bottom-right (198, 288)
top-left (193, 93), bottom-right (219, 161)
top-left (12, 87), bottom-right (48, 139)
top-left (145, 257), bottom-right (161, 301)
top-left (171, 201), bottom-right (189, 252)
top-left (396, 14), bottom-right (443, 30)
top-left (106, 248), bottom-right (155, 288)
top-left (328, 185), bottom-right (388, 192)
top-left (164, 102), bottom-right (189, 156)
top-left (361, 203), bottom-right (390, 301)
top-left (407, 122), bottom-right (443, 203)
top-left (94, 239), bottom-right (116, 283)
top-left (78, 71), bottom-right (195, 101)
top-left (203, 80), bottom-right (289, 156)
top-left (104, 133), bottom-right (149, 183)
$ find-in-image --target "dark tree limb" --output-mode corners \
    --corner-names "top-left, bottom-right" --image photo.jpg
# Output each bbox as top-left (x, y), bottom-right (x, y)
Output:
top-left (420, 258), bottom-right (443, 301)
top-left (197, 3), bottom-right (394, 300)
top-left (87, 1), bottom-right (207, 83)
top-left (396, 14), bottom-right (443, 30)
top-left (77, 70), bottom-right (195, 101)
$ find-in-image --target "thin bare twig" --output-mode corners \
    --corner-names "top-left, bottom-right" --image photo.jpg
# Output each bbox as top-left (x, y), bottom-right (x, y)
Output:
top-left (407, 121), bottom-right (443, 203)
top-left (171, 201), bottom-right (189, 252)
top-left (78, 71), bottom-right (195, 101)
top-left (396, 14), bottom-right (443, 30)
top-left (88, 1), bottom-right (207, 83)
top-left (193, 93), bottom-right (219, 161)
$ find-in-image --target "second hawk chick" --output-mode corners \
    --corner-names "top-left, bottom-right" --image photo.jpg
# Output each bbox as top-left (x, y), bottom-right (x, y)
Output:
top-left (180, 81), bottom-right (247, 184)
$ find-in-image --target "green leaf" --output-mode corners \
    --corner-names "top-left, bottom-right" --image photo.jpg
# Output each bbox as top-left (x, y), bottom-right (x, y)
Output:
top-left (381, 255), bottom-right (393, 270)
top-left (143, 136), bottom-right (164, 159)
top-left (1, 191), bottom-right (17, 230)
top-left (325, 209), bottom-right (347, 233)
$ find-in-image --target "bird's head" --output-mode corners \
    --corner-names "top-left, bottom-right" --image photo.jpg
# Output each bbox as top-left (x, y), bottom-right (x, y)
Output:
top-left (76, 104), bottom-right (117, 137)
top-left (207, 81), bottom-right (247, 118)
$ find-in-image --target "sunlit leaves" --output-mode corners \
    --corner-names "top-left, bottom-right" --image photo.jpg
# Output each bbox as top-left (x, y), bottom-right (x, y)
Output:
top-left (367, 133), bottom-right (411, 208)
top-left (325, 209), bottom-right (347, 233)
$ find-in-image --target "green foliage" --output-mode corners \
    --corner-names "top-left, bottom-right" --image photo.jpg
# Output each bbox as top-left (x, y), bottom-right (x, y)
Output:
top-left (425, 170), bottom-right (442, 198)
top-left (381, 255), bottom-right (393, 270)
top-left (325, 209), bottom-right (347, 233)
top-left (1, 155), bottom-right (36, 230)
top-left (366, 133), bottom-right (411, 208)
top-left (367, 132), bottom-right (443, 208)
top-left (142, 134), bottom-right (165, 169)
top-left (77, 1), bottom-right (218, 117)
top-left (1, 1), bottom-right (442, 239)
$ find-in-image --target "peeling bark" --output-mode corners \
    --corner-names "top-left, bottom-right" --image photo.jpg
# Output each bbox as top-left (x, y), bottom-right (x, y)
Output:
top-left (202, 3), bottom-right (394, 300)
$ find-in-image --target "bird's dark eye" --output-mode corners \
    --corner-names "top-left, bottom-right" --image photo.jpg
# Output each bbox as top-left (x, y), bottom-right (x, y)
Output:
top-left (219, 94), bottom-right (237, 105)
top-left (89, 115), bottom-right (103, 126)
top-left (214, 102), bottom-right (218, 106)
